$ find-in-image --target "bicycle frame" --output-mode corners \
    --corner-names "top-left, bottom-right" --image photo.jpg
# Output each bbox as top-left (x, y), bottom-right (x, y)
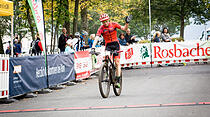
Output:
top-left (98, 50), bottom-right (123, 98)
top-left (103, 50), bottom-right (119, 84)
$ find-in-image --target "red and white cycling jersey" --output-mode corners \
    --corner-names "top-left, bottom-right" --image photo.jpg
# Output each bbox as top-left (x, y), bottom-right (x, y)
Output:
top-left (96, 22), bottom-right (122, 45)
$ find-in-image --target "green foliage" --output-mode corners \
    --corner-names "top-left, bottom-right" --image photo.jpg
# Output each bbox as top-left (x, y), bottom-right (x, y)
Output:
top-left (0, 16), bottom-right (11, 53)
top-left (171, 37), bottom-right (184, 42)
top-left (128, 0), bottom-right (209, 38)
top-left (138, 40), bottom-right (150, 43)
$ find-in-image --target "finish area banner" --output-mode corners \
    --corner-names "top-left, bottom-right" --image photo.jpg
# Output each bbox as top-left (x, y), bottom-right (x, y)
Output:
top-left (152, 41), bottom-right (210, 61)
top-left (120, 41), bottom-right (210, 65)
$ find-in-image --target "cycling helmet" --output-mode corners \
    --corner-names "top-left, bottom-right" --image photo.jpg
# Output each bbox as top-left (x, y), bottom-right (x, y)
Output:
top-left (99, 13), bottom-right (109, 22)
top-left (75, 32), bottom-right (80, 37)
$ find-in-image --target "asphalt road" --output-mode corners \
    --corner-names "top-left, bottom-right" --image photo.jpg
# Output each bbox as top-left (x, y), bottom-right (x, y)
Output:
top-left (1, 63), bottom-right (210, 117)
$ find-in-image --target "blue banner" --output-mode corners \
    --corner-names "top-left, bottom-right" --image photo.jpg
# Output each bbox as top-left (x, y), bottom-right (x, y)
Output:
top-left (9, 54), bottom-right (75, 97)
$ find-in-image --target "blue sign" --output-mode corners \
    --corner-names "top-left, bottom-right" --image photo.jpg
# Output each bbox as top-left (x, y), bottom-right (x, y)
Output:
top-left (9, 54), bottom-right (75, 97)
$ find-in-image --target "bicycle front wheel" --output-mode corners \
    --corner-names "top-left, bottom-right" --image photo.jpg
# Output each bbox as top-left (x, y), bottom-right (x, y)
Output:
top-left (113, 71), bottom-right (122, 96)
top-left (99, 62), bottom-right (111, 98)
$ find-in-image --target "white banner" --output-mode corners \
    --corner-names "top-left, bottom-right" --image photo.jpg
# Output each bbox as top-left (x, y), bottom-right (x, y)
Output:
top-left (74, 41), bottom-right (210, 77)
top-left (152, 41), bottom-right (210, 61)
top-left (27, 0), bottom-right (46, 54)
top-left (74, 51), bottom-right (92, 80)
top-left (120, 41), bottom-right (210, 66)
top-left (120, 44), bottom-right (151, 64)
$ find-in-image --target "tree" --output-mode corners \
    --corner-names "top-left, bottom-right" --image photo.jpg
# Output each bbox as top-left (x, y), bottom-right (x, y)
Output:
top-left (0, 17), bottom-right (10, 54)
top-left (129, 0), bottom-right (209, 39)
top-left (85, 0), bottom-right (130, 35)
top-left (63, 0), bottom-right (71, 35)
top-left (17, 1), bottom-right (36, 41)
top-left (73, 0), bottom-right (79, 35)
top-left (80, 0), bottom-right (88, 32)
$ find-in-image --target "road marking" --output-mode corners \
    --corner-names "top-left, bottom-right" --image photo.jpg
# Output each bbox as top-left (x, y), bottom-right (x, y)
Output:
top-left (0, 102), bottom-right (210, 113)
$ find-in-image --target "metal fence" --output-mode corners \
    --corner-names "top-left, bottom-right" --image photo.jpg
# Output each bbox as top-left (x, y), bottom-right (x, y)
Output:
top-left (0, 54), bottom-right (9, 99)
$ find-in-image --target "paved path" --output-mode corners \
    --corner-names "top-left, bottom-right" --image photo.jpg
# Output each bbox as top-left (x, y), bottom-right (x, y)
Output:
top-left (1, 64), bottom-right (210, 117)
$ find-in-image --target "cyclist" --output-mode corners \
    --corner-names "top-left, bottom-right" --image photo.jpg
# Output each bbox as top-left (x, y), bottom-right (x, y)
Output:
top-left (91, 13), bottom-right (131, 88)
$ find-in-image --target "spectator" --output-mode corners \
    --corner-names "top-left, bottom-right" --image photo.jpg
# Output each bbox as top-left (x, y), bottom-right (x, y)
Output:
top-left (58, 28), bottom-right (68, 52)
top-left (14, 33), bottom-right (18, 44)
top-left (5, 46), bottom-right (11, 55)
top-left (118, 33), bottom-right (129, 46)
top-left (72, 32), bottom-right (81, 51)
top-left (65, 39), bottom-right (74, 54)
top-left (34, 33), bottom-right (43, 55)
top-left (14, 39), bottom-right (21, 57)
top-left (80, 30), bottom-right (89, 50)
top-left (161, 27), bottom-right (171, 42)
top-left (30, 39), bottom-right (37, 55)
top-left (6, 41), bottom-right (11, 55)
top-left (161, 28), bottom-right (173, 66)
top-left (125, 28), bottom-right (137, 44)
top-left (88, 34), bottom-right (95, 48)
top-left (88, 34), bottom-right (101, 48)
top-left (153, 31), bottom-right (161, 42)
top-left (153, 31), bottom-right (162, 67)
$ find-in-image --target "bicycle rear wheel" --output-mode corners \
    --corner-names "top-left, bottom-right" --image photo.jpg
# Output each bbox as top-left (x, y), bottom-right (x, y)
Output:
top-left (99, 62), bottom-right (111, 98)
top-left (113, 71), bottom-right (122, 96)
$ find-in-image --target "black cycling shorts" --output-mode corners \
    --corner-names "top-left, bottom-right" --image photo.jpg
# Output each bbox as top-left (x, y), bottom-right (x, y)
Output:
top-left (105, 41), bottom-right (120, 51)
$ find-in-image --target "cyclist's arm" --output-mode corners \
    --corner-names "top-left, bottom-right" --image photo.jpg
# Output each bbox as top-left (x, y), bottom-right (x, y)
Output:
top-left (92, 36), bottom-right (100, 48)
top-left (120, 23), bottom-right (129, 31)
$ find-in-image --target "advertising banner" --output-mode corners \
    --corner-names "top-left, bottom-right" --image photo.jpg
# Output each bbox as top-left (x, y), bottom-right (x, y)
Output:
top-left (9, 54), bottom-right (75, 97)
top-left (74, 51), bottom-right (92, 80)
top-left (152, 41), bottom-right (210, 61)
top-left (46, 54), bottom-right (75, 86)
top-left (120, 41), bottom-right (210, 66)
top-left (120, 43), bottom-right (151, 65)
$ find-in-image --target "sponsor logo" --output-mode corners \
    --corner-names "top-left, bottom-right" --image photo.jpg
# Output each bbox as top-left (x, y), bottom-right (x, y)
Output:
top-left (36, 64), bottom-right (65, 78)
top-left (13, 65), bottom-right (22, 74)
top-left (140, 46), bottom-right (149, 59)
top-left (125, 48), bottom-right (133, 60)
top-left (154, 43), bottom-right (210, 58)
top-left (31, 0), bottom-right (42, 23)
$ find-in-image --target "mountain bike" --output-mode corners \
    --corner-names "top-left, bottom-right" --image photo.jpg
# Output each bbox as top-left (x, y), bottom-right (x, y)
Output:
top-left (98, 50), bottom-right (123, 98)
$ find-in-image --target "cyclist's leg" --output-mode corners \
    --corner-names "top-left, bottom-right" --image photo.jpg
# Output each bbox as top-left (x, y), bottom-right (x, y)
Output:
top-left (114, 56), bottom-right (121, 88)
top-left (115, 57), bottom-right (121, 77)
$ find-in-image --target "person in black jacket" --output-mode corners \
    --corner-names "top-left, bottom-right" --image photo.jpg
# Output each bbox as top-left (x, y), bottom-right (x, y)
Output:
top-left (58, 28), bottom-right (68, 52)
top-left (125, 28), bottom-right (137, 44)
top-left (35, 33), bottom-right (43, 55)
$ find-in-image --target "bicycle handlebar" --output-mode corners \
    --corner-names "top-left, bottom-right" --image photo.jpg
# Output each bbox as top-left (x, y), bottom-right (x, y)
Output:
top-left (90, 49), bottom-right (123, 56)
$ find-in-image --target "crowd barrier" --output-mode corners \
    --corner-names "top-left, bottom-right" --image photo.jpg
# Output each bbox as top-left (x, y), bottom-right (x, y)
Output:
top-left (74, 48), bottom-right (104, 80)
top-left (75, 41), bottom-right (210, 79)
top-left (120, 41), bottom-right (210, 67)
top-left (74, 51), bottom-right (92, 80)
top-left (0, 55), bottom-right (9, 99)
top-left (9, 54), bottom-right (75, 97)
top-left (0, 41), bottom-right (209, 98)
